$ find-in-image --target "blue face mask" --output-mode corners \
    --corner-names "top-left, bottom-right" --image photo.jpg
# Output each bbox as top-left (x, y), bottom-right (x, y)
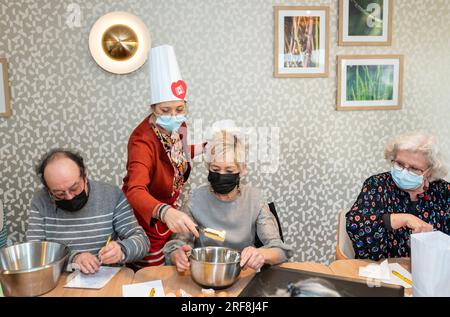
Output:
top-left (155, 115), bottom-right (186, 133)
top-left (390, 166), bottom-right (423, 190)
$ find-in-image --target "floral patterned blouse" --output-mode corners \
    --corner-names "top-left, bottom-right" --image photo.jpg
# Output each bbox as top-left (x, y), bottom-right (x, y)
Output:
top-left (150, 117), bottom-right (188, 202)
top-left (346, 172), bottom-right (450, 260)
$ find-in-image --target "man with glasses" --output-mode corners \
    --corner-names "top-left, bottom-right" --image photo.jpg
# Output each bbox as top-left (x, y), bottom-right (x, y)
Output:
top-left (26, 149), bottom-right (150, 274)
top-left (346, 131), bottom-right (450, 260)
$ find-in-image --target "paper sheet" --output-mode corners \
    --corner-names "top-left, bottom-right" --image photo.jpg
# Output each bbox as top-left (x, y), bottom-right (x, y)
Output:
top-left (382, 263), bottom-right (412, 289)
top-left (64, 266), bottom-right (121, 289)
top-left (358, 260), bottom-right (412, 289)
top-left (122, 280), bottom-right (165, 297)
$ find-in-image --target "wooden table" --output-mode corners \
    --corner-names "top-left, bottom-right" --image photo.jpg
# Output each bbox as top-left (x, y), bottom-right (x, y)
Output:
top-left (280, 261), bottom-right (334, 275)
top-left (329, 258), bottom-right (412, 296)
top-left (39, 259), bottom-right (412, 297)
top-left (132, 262), bottom-right (332, 297)
top-left (41, 267), bottom-right (134, 297)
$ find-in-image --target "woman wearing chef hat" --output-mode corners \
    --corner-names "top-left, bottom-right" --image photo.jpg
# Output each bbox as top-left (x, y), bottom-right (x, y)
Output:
top-left (122, 45), bottom-right (201, 267)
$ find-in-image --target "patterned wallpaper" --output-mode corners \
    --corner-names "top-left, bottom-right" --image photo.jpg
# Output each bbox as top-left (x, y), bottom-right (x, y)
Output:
top-left (0, 0), bottom-right (449, 263)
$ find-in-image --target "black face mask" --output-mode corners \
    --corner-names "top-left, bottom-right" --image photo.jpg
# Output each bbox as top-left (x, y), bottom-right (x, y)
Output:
top-left (208, 171), bottom-right (240, 195)
top-left (54, 183), bottom-right (89, 212)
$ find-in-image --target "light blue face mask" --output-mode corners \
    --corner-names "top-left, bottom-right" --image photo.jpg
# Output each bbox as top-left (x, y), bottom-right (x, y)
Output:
top-left (155, 115), bottom-right (186, 133)
top-left (390, 166), bottom-right (423, 190)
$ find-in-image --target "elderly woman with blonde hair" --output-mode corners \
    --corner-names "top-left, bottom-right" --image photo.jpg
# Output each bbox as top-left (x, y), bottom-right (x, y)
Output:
top-left (163, 120), bottom-right (292, 271)
top-left (346, 131), bottom-right (450, 260)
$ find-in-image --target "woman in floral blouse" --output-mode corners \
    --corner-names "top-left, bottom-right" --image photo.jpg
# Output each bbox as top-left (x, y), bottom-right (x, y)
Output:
top-left (346, 131), bottom-right (450, 260)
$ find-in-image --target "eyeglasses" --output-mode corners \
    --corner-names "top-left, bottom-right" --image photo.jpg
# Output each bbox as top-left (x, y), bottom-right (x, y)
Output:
top-left (391, 160), bottom-right (428, 177)
top-left (49, 178), bottom-right (86, 201)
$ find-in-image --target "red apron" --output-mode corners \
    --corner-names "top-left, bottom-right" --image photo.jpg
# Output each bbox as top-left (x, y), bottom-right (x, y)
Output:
top-left (134, 190), bottom-right (180, 267)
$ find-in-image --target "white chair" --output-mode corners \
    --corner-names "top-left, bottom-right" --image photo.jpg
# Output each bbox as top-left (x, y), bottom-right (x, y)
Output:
top-left (335, 208), bottom-right (355, 260)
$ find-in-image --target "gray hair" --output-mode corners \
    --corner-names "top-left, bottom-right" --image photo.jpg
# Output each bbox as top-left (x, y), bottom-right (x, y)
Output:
top-left (384, 131), bottom-right (448, 181)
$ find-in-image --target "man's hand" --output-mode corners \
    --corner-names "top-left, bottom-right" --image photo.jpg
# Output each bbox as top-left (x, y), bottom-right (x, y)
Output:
top-left (98, 241), bottom-right (124, 265)
top-left (73, 252), bottom-right (101, 274)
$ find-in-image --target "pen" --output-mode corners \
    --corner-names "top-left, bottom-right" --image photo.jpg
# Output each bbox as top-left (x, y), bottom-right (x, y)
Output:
top-left (104, 235), bottom-right (112, 247)
top-left (392, 270), bottom-right (413, 285)
top-left (149, 287), bottom-right (155, 297)
top-left (98, 235), bottom-right (112, 263)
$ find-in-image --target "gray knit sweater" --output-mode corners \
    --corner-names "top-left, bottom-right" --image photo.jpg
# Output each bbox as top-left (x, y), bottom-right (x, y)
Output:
top-left (26, 180), bottom-right (149, 268)
top-left (163, 184), bottom-right (293, 263)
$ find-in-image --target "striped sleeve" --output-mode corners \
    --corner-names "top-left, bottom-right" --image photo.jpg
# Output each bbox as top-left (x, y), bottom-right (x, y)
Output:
top-left (113, 192), bottom-right (150, 263)
top-left (26, 196), bottom-right (46, 242)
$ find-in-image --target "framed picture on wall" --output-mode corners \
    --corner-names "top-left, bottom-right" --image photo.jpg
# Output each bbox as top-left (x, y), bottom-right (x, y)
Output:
top-left (336, 55), bottom-right (403, 111)
top-left (0, 58), bottom-right (11, 117)
top-left (339, 0), bottom-right (393, 46)
top-left (274, 6), bottom-right (329, 78)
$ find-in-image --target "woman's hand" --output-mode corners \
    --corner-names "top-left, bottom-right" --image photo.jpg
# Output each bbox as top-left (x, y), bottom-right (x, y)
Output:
top-left (171, 245), bottom-right (192, 272)
top-left (98, 241), bottom-right (124, 265)
top-left (391, 213), bottom-right (433, 233)
top-left (73, 252), bottom-right (101, 274)
top-left (240, 246), bottom-right (265, 271)
top-left (163, 208), bottom-right (199, 237)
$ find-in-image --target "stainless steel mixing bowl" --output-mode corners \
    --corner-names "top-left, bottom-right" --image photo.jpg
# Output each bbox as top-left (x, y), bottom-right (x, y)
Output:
top-left (0, 241), bottom-right (69, 297)
top-left (189, 246), bottom-right (241, 289)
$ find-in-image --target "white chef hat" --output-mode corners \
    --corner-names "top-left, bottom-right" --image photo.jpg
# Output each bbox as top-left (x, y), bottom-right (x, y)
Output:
top-left (148, 45), bottom-right (187, 105)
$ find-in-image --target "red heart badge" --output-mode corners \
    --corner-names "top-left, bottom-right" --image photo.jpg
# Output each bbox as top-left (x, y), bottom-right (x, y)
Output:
top-left (171, 80), bottom-right (187, 99)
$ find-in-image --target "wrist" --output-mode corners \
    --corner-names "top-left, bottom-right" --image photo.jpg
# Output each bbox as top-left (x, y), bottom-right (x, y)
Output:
top-left (170, 251), bottom-right (177, 264)
top-left (391, 213), bottom-right (408, 230)
top-left (118, 244), bottom-right (126, 263)
top-left (259, 248), bottom-right (268, 263)
top-left (72, 253), bottom-right (81, 263)
top-left (159, 205), bottom-right (171, 222)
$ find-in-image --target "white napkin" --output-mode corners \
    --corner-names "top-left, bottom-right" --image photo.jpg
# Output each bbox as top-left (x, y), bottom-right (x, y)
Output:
top-left (359, 259), bottom-right (391, 280)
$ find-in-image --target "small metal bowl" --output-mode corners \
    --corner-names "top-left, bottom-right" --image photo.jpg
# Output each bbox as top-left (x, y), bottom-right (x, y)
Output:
top-left (0, 241), bottom-right (69, 297)
top-left (189, 246), bottom-right (241, 289)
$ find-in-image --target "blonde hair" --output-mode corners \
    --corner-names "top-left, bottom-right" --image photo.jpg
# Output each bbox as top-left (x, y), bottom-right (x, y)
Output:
top-left (204, 130), bottom-right (247, 173)
top-left (384, 131), bottom-right (448, 181)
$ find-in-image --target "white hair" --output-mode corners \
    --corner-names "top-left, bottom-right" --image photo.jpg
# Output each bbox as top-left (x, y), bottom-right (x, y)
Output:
top-left (384, 130), bottom-right (448, 181)
top-left (204, 129), bottom-right (248, 173)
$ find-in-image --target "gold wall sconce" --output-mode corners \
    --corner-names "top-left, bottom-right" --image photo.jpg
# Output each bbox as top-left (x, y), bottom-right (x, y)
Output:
top-left (89, 12), bottom-right (150, 74)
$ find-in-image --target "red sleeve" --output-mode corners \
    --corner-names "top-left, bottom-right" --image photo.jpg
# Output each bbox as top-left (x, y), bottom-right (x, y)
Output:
top-left (123, 136), bottom-right (163, 226)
